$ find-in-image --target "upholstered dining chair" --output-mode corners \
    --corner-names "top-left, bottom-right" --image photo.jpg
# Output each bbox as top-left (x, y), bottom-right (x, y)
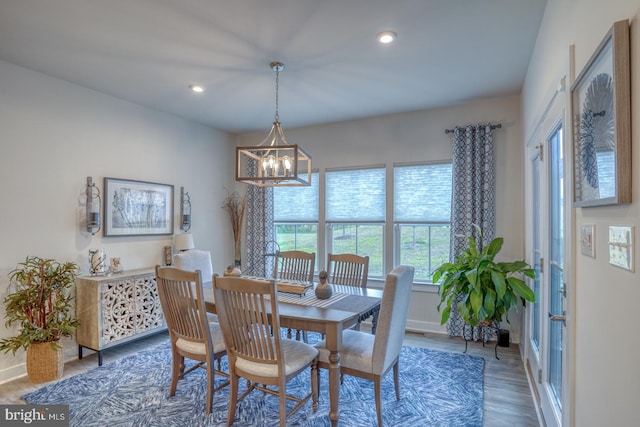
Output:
top-left (154, 265), bottom-right (228, 415)
top-left (173, 249), bottom-right (217, 321)
top-left (213, 275), bottom-right (319, 427)
top-left (273, 250), bottom-right (315, 341)
top-left (314, 265), bottom-right (415, 427)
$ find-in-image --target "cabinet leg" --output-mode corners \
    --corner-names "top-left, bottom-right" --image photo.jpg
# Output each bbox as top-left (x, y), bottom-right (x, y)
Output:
top-left (79, 345), bottom-right (83, 360)
top-left (98, 350), bottom-right (103, 366)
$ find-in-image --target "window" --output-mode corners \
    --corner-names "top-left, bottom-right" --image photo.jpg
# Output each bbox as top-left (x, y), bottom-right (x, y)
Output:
top-left (326, 167), bottom-right (385, 277)
top-left (273, 172), bottom-right (319, 254)
top-left (394, 162), bottom-right (452, 282)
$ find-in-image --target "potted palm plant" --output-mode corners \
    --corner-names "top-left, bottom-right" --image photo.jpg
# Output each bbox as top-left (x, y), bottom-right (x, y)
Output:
top-left (0, 256), bottom-right (79, 382)
top-left (433, 226), bottom-right (535, 328)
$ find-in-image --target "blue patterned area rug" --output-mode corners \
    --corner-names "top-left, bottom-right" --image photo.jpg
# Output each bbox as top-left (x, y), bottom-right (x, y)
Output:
top-left (23, 340), bottom-right (484, 426)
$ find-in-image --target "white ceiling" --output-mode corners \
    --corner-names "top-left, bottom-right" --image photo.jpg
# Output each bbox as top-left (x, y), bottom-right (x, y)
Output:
top-left (0, 0), bottom-right (547, 133)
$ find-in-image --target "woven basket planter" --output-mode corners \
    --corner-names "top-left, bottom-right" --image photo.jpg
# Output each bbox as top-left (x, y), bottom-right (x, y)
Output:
top-left (26, 341), bottom-right (64, 383)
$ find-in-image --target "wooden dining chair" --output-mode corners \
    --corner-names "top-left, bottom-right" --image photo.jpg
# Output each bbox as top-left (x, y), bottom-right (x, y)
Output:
top-left (327, 253), bottom-right (369, 288)
top-left (273, 250), bottom-right (315, 282)
top-left (327, 253), bottom-right (371, 331)
top-left (314, 265), bottom-right (415, 427)
top-left (213, 276), bottom-right (319, 427)
top-left (273, 250), bottom-right (315, 341)
top-left (154, 265), bottom-right (228, 415)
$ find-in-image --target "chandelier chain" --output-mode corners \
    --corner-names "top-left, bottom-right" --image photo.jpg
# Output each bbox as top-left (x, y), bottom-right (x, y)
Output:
top-left (274, 67), bottom-right (280, 123)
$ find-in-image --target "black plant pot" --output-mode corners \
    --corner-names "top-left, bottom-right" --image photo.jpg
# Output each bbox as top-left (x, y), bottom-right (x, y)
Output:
top-left (497, 329), bottom-right (510, 347)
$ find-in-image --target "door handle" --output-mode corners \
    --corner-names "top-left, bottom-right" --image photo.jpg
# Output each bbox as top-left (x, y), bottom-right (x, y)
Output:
top-left (548, 311), bottom-right (566, 326)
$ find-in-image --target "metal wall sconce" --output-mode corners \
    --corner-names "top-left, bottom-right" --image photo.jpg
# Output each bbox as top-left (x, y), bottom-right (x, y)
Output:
top-left (180, 186), bottom-right (191, 232)
top-left (86, 176), bottom-right (101, 235)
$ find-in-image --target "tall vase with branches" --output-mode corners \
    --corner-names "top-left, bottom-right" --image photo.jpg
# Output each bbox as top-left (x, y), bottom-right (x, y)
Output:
top-left (223, 189), bottom-right (247, 268)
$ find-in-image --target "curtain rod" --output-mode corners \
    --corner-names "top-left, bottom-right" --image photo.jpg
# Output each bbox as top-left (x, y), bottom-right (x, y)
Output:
top-left (445, 123), bottom-right (502, 134)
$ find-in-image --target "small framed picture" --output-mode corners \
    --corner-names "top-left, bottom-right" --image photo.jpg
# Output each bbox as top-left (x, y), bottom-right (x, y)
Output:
top-left (580, 224), bottom-right (595, 258)
top-left (608, 225), bottom-right (634, 271)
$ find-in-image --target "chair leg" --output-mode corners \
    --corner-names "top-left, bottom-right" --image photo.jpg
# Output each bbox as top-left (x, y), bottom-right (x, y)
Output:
top-left (227, 373), bottom-right (239, 426)
top-left (205, 359), bottom-right (214, 415)
top-left (393, 360), bottom-right (400, 400)
top-left (311, 360), bottom-right (319, 412)
top-left (279, 383), bottom-right (287, 427)
top-left (169, 351), bottom-right (182, 396)
top-left (374, 375), bottom-right (383, 427)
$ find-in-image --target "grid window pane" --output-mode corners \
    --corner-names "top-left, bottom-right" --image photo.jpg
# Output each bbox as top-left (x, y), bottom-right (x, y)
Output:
top-left (394, 163), bottom-right (452, 283)
top-left (399, 224), bottom-right (450, 281)
top-left (274, 173), bottom-right (319, 221)
top-left (275, 224), bottom-right (318, 254)
top-left (394, 163), bottom-right (452, 222)
top-left (330, 224), bottom-right (384, 276)
top-left (326, 168), bottom-right (385, 221)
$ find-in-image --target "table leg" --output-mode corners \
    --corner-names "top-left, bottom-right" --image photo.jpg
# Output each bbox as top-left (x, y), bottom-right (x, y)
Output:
top-left (328, 350), bottom-right (341, 425)
top-left (324, 324), bottom-right (344, 426)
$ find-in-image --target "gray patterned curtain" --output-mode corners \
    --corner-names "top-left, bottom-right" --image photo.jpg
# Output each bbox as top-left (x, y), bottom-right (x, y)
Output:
top-left (244, 165), bottom-right (275, 277)
top-left (447, 124), bottom-right (496, 340)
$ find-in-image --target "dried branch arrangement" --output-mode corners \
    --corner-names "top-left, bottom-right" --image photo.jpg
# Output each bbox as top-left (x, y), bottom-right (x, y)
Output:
top-left (222, 189), bottom-right (247, 263)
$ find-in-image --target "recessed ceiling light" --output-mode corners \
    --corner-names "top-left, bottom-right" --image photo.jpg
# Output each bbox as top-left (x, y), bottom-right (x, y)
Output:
top-left (377, 31), bottom-right (397, 44)
top-left (189, 84), bottom-right (204, 93)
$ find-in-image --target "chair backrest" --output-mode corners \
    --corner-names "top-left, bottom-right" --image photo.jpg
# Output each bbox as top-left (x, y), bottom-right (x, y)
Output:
top-left (371, 265), bottom-right (415, 375)
top-left (213, 276), bottom-right (282, 367)
top-left (273, 250), bottom-right (315, 282)
top-left (327, 253), bottom-right (369, 287)
top-left (173, 249), bottom-right (213, 283)
top-left (155, 265), bottom-right (211, 348)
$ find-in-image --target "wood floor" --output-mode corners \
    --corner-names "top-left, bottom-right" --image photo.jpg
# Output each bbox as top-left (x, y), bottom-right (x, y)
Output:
top-left (0, 330), bottom-right (540, 426)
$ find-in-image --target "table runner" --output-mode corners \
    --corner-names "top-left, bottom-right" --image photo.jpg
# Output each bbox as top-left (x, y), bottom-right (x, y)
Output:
top-left (269, 291), bottom-right (349, 308)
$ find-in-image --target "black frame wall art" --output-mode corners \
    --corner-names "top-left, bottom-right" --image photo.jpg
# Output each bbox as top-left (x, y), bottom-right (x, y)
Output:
top-left (571, 19), bottom-right (631, 207)
top-left (104, 177), bottom-right (174, 236)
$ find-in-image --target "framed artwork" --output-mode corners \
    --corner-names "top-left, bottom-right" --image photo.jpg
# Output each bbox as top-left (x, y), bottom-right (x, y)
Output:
top-left (104, 178), bottom-right (174, 236)
top-left (608, 225), bottom-right (634, 271)
top-left (571, 20), bottom-right (631, 207)
top-left (580, 224), bottom-right (595, 258)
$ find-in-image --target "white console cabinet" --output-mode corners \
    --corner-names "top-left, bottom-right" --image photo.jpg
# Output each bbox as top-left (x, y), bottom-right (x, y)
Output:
top-left (75, 268), bottom-right (165, 365)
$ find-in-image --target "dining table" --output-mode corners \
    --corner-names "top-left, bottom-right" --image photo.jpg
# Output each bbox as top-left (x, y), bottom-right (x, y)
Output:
top-left (203, 278), bottom-right (383, 426)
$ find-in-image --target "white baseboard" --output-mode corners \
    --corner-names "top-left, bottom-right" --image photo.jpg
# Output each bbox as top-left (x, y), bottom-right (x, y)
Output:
top-left (0, 363), bottom-right (26, 385)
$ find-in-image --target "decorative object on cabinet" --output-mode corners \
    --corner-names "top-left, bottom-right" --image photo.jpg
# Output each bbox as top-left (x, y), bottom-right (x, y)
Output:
top-left (104, 177), bottom-right (174, 236)
top-left (0, 256), bottom-right (79, 382)
top-left (88, 249), bottom-right (107, 276)
top-left (236, 61), bottom-right (312, 187)
top-left (86, 176), bottom-right (102, 235)
top-left (180, 186), bottom-right (191, 232)
top-left (222, 189), bottom-right (247, 268)
top-left (75, 268), bottom-right (166, 366)
top-left (608, 225), bottom-right (634, 271)
top-left (109, 257), bottom-right (123, 274)
top-left (580, 224), bottom-right (596, 257)
top-left (572, 19), bottom-right (630, 207)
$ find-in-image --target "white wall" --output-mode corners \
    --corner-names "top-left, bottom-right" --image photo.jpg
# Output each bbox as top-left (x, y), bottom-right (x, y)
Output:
top-left (522, 1), bottom-right (640, 425)
top-left (0, 59), bottom-right (236, 382)
top-left (238, 95), bottom-right (527, 340)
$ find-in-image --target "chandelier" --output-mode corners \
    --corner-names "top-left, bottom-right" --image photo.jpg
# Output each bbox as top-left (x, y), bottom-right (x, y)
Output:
top-left (236, 61), bottom-right (312, 187)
